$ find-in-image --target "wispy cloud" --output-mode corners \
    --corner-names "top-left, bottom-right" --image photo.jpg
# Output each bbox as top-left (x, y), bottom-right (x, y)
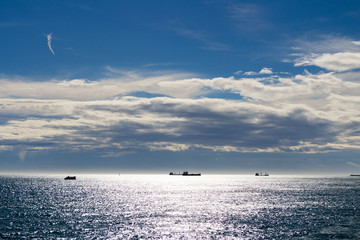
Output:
top-left (228, 3), bottom-right (271, 32)
top-left (170, 26), bottom-right (230, 51)
top-left (47, 33), bottom-right (55, 55)
top-left (347, 161), bottom-right (360, 168)
top-left (292, 36), bottom-right (360, 72)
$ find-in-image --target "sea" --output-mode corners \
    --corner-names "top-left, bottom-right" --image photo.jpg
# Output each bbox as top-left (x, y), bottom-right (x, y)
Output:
top-left (1, 174), bottom-right (360, 239)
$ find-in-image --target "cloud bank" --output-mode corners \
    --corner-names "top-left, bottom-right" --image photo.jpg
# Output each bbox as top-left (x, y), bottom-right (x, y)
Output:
top-left (1, 37), bottom-right (360, 157)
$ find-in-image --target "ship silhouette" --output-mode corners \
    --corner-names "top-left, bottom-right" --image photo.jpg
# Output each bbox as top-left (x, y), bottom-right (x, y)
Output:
top-left (169, 171), bottom-right (201, 176)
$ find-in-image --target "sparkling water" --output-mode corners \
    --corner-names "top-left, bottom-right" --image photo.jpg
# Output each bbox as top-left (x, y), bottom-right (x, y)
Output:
top-left (1, 175), bottom-right (359, 239)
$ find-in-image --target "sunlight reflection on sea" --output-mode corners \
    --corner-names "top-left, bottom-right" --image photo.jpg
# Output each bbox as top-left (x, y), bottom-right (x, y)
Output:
top-left (1, 174), bottom-right (360, 239)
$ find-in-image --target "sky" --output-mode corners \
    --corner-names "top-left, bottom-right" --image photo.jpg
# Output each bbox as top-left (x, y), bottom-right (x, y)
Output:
top-left (1, 0), bottom-right (360, 174)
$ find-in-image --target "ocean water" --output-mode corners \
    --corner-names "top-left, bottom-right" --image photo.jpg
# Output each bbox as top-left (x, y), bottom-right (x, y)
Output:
top-left (1, 175), bottom-right (360, 239)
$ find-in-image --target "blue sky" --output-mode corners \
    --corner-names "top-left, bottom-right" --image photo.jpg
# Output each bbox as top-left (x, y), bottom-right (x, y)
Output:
top-left (1, 0), bottom-right (360, 174)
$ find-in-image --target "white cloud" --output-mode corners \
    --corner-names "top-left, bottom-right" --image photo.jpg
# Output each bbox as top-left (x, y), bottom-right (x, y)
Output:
top-left (295, 52), bottom-right (360, 72)
top-left (147, 142), bottom-right (190, 151)
top-left (0, 71), bottom-right (194, 100)
top-left (243, 71), bottom-right (257, 76)
top-left (259, 67), bottom-right (273, 74)
top-left (57, 79), bottom-right (98, 87)
top-left (47, 33), bottom-right (55, 56)
top-left (293, 36), bottom-right (360, 72)
top-left (243, 67), bottom-right (273, 75)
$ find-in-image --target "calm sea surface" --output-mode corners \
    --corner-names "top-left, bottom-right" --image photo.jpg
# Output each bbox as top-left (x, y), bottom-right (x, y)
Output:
top-left (1, 175), bottom-right (360, 239)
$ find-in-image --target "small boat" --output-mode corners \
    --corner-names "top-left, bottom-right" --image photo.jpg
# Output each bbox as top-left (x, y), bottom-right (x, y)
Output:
top-left (64, 176), bottom-right (76, 180)
top-left (169, 171), bottom-right (201, 176)
top-left (255, 172), bottom-right (269, 176)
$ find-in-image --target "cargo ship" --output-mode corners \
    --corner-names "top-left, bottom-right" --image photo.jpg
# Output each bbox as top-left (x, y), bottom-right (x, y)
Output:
top-left (255, 172), bottom-right (269, 176)
top-left (64, 176), bottom-right (76, 180)
top-left (169, 171), bottom-right (201, 176)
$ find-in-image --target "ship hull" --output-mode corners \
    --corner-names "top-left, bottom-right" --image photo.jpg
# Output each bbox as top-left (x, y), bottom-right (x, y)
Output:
top-left (64, 176), bottom-right (76, 180)
top-left (169, 172), bottom-right (201, 176)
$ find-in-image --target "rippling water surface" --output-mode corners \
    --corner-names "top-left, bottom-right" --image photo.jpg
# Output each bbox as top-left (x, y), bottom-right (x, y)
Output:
top-left (1, 174), bottom-right (360, 239)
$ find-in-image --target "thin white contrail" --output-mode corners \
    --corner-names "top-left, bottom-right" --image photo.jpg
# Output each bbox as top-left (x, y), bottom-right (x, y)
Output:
top-left (47, 33), bottom-right (55, 55)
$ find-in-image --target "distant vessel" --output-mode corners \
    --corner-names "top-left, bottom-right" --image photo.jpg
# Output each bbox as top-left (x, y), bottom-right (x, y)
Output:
top-left (350, 174), bottom-right (360, 177)
top-left (64, 176), bottom-right (76, 180)
top-left (255, 172), bottom-right (269, 176)
top-left (169, 171), bottom-right (201, 176)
